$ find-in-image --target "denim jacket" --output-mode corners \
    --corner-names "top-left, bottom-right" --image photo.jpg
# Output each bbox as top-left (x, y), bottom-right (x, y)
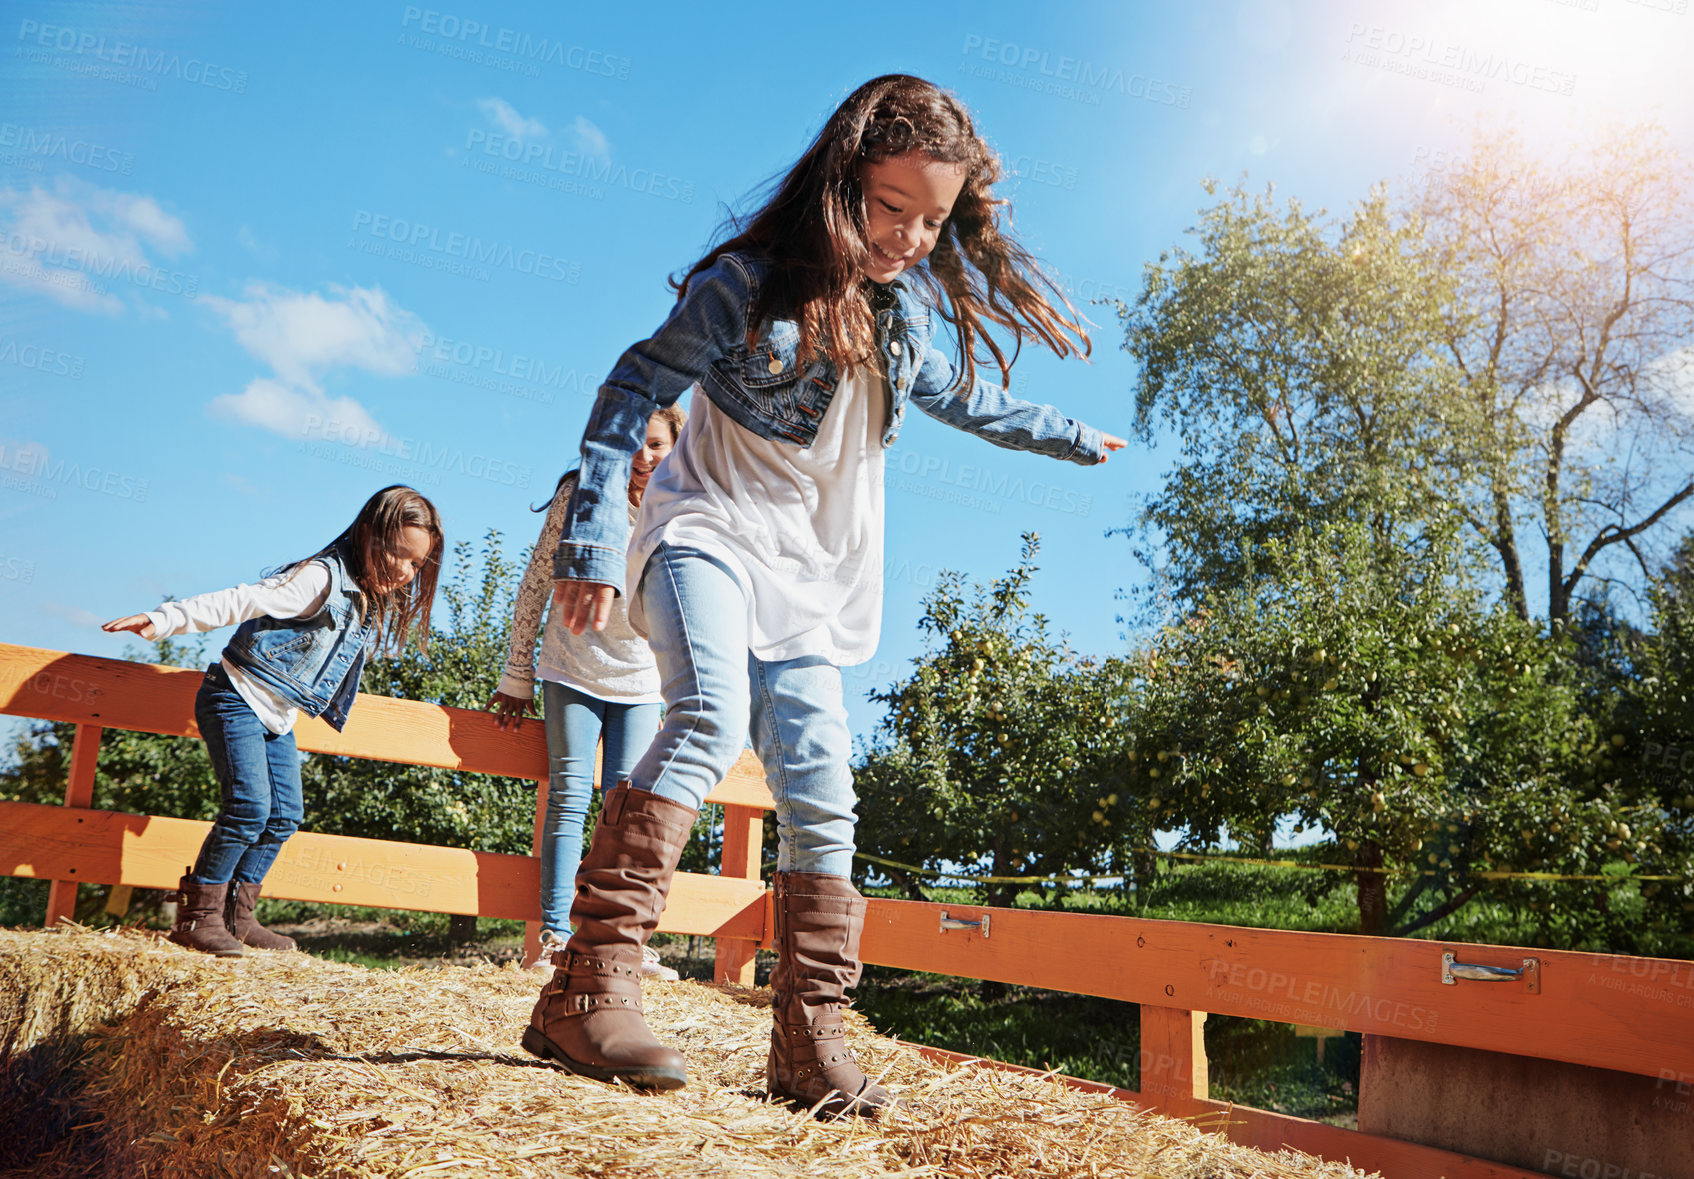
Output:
top-left (223, 539), bottom-right (380, 732)
top-left (555, 250), bottom-right (1105, 591)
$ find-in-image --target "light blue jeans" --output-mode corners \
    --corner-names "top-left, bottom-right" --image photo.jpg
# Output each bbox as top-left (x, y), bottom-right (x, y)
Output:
top-left (628, 542), bottom-right (858, 876)
top-left (539, 680), bottom-right (662, 936)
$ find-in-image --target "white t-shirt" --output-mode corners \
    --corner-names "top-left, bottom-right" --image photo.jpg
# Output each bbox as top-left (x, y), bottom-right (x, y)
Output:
top-left (627, 367), bottom-right (887, 666)
top-left (144, 562), bottom-right (335, 734)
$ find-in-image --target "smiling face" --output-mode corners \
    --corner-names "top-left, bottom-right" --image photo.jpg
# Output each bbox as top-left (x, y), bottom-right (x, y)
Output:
top-left (860, 153), bottom-right (968, 284)
top-left (628, 415), bottom-right (678, 501)
top-left (373, 524), bottom-right (436, 593)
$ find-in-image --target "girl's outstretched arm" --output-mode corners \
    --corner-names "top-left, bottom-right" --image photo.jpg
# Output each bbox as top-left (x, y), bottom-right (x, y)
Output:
top-left (553, 254), bottom-right (753, 607)
top-left (101, 566), bottom-right (334, 644)
top-left (908, 339), bottom-right (1117, 465)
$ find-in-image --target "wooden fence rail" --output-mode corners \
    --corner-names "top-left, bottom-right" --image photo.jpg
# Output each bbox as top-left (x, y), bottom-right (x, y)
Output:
top-left (4, 642), bottom-right (1691, 1179)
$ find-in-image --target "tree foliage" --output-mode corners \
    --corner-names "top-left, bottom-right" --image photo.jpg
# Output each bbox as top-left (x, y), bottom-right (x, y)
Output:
top-left (854, 536), bottom-right (1134, 909)
top-left (1417, 123), bottom-right (1694, 623)
top-left (1119, 181), bottom-right (1460, 610)
top-left (1119, 521), bottom-right (1662, 942)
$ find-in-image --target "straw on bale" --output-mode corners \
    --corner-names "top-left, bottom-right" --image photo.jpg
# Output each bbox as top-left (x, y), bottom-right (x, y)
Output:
top-left (0, 927), bottom-right (1374, 1178)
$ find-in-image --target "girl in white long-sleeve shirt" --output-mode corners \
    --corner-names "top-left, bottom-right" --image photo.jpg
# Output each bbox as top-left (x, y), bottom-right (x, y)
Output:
top-left (487, 407), bottom-right (684, 978)
top-left (103, 485), bottom-right (442, 956)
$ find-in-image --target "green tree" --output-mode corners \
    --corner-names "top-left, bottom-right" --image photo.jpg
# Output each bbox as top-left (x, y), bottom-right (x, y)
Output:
top-left (1606, 532), bottom-right (1694, 941)
top-left (1416, 123), bottom-right (1694, 624)
top-left (1117, 180), bottom-right (1460, 610)
top-left (1122, 521), bottom-right (1637, 939)
top-left (854, 535), bottom-right (1134, 910)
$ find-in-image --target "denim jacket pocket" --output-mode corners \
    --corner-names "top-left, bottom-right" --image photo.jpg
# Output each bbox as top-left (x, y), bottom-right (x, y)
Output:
top-left (265, 628), bottom-right (319, 675)
top-left (740, 319), bottom-right (803, 388)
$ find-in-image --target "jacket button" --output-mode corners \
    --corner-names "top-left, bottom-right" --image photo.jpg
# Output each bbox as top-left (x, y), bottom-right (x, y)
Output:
top-left (767, 356), bottom-right (783, 374)
top-left (889, 340), bottom-right (902, 356)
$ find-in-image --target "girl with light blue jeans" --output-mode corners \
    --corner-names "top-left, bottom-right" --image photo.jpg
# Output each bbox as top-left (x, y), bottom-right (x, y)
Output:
top-left (488, 407), bottom-right (685, 980)
top-left (522, 75), bottom-right (1125, 1114)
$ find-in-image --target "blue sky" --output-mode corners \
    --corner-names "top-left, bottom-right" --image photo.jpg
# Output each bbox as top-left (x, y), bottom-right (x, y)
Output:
top-left (2, 0), bottom-right (1689, 754)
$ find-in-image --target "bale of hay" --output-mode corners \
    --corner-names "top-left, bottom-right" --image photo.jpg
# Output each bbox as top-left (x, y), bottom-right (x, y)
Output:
top-left (0, 927), bottom-right (1372, 1179)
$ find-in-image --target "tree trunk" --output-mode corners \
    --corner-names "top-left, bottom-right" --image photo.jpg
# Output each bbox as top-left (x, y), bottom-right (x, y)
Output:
top-left (1355, 840), bottom-right (1388, 936)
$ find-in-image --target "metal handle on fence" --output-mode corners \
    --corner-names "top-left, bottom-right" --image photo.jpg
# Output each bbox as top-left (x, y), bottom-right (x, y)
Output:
top-left (940, 911), bottom-right (990, 939)
top-left (1442, 951), bottom-right (1540, 992)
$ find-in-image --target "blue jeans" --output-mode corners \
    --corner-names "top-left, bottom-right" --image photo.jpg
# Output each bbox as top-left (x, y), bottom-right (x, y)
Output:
top-left (539, 680), bottom-right (662, 935)
top-left (629, 543), bottom-right (858, 876)
top-left (191, 663), bottom-right (305, 885)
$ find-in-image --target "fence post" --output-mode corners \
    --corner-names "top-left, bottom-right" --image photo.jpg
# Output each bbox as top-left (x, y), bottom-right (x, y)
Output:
top-left (714, 802), bottom-right (764, 984)
top-left (44, 723), bottom-right (102, 927)
top-left (1138, 1004), bottom-right (1209, 1117)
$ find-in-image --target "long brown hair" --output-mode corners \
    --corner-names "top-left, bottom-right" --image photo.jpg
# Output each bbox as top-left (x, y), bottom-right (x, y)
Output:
top-left (675, 74), bottom-right (1089, 391)
top-left (297, 485), bottom-right (443, 655)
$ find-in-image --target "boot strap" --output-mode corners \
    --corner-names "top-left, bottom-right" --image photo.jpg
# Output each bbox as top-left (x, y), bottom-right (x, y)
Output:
top-left (550, 959), bottom-right (645, 1017)
top-left (561, 950), bottom-right (644, 979)
top-left (793, 1048), bottom-right (862, 1081)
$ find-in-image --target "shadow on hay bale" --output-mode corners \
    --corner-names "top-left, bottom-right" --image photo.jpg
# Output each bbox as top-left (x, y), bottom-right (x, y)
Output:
top-left (0, 926), bottom-right (1373, 1179)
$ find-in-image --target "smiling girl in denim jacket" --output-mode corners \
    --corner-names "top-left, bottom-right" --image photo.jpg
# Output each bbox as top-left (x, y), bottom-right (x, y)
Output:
top-left (523, 75), bottom-right (1125, 1114)
top-left (103, 485), bottom-right (442, 957)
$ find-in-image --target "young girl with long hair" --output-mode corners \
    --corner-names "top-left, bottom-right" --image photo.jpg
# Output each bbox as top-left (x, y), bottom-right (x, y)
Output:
top-left (487, 406), bottom-right (686, 980)
top-left (103, 485), bottom-right (443, 956)
top-left (525, 74), bottom-right (1124, 1115)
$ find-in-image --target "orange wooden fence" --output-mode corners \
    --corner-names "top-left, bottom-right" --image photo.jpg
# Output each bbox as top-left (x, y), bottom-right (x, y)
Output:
top-left (0, 642), bottom-right (772, 983)
top-left (3, 642), bottom-right (1691, 1179)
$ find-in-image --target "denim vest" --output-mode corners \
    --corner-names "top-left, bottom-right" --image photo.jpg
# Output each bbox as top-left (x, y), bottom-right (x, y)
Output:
top-left (223, 539), bottom-right (379, 732)
top-left (555, 251), bottom-right (1105, 591)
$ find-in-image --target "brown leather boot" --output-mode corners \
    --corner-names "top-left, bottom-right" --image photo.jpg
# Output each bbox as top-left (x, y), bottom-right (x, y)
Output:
top-left (225, 882), bottom-right (297, 951)
top-left (522, 786), bottom-right (695, 1090)
top-left (167, 874), bottom-right (245, 958)
top-left (766, 871), bottom-right (893, 1118)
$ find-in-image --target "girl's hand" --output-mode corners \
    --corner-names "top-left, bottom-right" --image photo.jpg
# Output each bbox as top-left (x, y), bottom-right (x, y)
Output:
top-left (485, 690), bottom-right (535, 731)
top-left (103, 614), bottom-right (156, 639)
top-left (1096, 434), bottom-right (1128, 463)
top-left (553, 580), bottom-right (616, 635)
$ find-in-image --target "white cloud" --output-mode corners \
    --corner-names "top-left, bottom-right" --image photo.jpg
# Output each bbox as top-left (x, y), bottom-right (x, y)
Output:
top-left (202, 283), bottom-right (427, 442)
top-left (568, 115), bottom-right (609, 159)
top-left (0, 180), bottom-right (192, 313)
top-left (477, 96), bottom-right (547, 139)
top-left (211, 377), bottom-right (390, 444)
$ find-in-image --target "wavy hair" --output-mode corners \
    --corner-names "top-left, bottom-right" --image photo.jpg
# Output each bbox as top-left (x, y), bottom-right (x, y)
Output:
top-left (291, 485), bottom-right (443, 656)
top-left (675, 73), bottom-right (1089, 390)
